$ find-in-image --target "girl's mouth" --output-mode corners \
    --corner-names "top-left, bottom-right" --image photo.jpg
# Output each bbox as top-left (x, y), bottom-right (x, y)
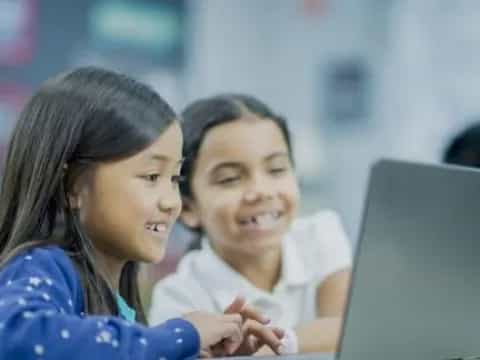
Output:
top-left (145, 222), bottom-right (169, 238)
top-left (238, 211), bottom-right (282, 231)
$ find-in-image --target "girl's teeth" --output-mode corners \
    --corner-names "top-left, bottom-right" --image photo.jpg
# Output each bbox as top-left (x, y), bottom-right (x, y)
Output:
top-left (256, 213), bottom-right (275, 227)
top-left (243, 212), bottom-right (279, 229)
top-left (147, 224), bottom-right (168, 232)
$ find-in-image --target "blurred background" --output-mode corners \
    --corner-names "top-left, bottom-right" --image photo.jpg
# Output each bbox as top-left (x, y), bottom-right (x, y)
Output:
top-left (2, 0), bottom-right (480, 305)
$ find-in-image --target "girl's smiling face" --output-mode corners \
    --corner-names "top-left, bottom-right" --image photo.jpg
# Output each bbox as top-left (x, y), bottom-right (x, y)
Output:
top-left (75, 121), bottom-right (184, 265)
top-left (183, 116), bottom-right (300, 259)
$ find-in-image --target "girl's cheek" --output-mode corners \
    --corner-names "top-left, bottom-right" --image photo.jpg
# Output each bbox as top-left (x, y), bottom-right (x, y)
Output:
top-left (139, 193), bottom-right (158, 216)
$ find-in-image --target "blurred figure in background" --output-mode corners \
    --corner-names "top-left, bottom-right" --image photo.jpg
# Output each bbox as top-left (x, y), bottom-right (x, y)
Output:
top-left (443, 122), bottom-right (480, 168)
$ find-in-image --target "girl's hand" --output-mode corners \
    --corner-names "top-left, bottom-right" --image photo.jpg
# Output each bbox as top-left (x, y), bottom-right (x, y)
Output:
top-left (223, 296), bottom-right (285, 356)
top-left (254, 345), bottom-right (277, 357)
top-left (182, 311), bottom-right (243, 356)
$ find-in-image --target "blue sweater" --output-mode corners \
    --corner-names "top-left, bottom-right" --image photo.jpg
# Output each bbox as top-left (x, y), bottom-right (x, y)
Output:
top-left (0, 246), bottom-right (200, 359)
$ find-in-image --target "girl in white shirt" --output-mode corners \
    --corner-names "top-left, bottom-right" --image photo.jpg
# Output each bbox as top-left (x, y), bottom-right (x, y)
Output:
top-left (149, 94), bottom-right (352, 354)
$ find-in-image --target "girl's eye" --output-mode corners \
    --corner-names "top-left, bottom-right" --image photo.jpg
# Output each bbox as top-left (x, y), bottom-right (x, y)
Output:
top-left (270, 167), bottom-right (287, 175)
top-left (217, 176), bottom-right (240, 185)
top-left (144, 174), bottom-right (160, 182)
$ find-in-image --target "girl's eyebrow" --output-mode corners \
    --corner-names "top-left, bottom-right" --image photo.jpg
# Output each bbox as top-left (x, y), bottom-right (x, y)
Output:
top-left (264, 151), bottom-right (289, 161)
top-left (208, 153), bottom-right (288, 174)
top-left (149, 154), bottom-right (185, 165)
top-left (209, 162), bottom-right (243, 174)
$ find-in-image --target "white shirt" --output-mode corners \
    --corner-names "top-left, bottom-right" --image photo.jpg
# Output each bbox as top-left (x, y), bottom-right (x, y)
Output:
top-left (149, 210), bottom-right (352, 329)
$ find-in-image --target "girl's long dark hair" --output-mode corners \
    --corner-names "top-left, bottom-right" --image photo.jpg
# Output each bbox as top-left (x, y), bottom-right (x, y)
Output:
top-left (0, 67), bottom-right (177, 324)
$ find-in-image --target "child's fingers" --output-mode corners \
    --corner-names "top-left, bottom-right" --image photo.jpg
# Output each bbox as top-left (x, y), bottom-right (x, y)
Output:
top-left (222, 313), bottom-right (243, 326)
top-left (209, 342), bottom-right (227, 358)
top-left (253, 345), bottom-right (277, 357)
top-left (256, 327), bottom-right (286, 354)
top-left (248, 337), bottom-right (276, 355)
top-left (220, 319), bottom-right (243, 347)
top-left (271, 326), bottom-right (286, 339)
top-left (221, 313), bottom-right (244, 351)
top-left (210, 337), bottom-right (243, 357)
top-left (247, 334), bottom-right (260, 351)
top-left (237, 304), bottom-right (270, 324)
top-left (224, 295), bottom-right (270, 325)
top-left (223, 337), bottom-right (241, 355)
top-left (243, 320), bottom-right (283, 355)
top-left (224, 295), bottom-right (246, 314)
top-left (242, 334), bottom-right (260, 354)
top-left (199, 349), bottom-right (212, 358)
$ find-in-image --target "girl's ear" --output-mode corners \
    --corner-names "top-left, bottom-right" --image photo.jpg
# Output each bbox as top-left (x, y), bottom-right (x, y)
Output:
top-left (66, 192), bottom-right (82, 210)
top-left (65, 166), bottom-right (90, 211)
top-left (66, 182), bottom-right (87, 210)
top-left (180, 197), bottom-right (201, 229)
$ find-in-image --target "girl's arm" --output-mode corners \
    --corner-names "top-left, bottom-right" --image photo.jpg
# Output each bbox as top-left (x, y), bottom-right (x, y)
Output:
top-left (0, 248), bottom-right (200, 360)
top-left (293, 211), bottom-right (352, 353)
top-left (316, 267), bottom-right (351, 317)
top-left (295, 268), bottom-right (351, 353)
top-left (255, 268), bottom-right (351, 356)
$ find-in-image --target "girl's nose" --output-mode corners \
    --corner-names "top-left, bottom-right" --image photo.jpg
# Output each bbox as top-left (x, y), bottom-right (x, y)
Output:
top-left (157, 187), bottom-right (181, 214)
top-left (243, 176), bottom-right (275, 203)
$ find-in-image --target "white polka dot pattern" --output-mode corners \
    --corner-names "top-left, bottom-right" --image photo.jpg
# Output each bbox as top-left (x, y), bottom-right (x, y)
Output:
top-left (34, 344), bottom-right (44, 355)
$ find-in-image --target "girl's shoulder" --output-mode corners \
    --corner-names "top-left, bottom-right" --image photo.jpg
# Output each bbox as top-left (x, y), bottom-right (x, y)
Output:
top-left (152, 249), bottom-right (213, 303)
top-left (287, 210), bottom-right (352, 282)
top-left (2, 245), bottom-right (74, 274)
top-left (0, 245), bottom-right (83, 302)
top-left (149, 250), bottom-right (216, 324)
top-left (289, 209), bottom-right (348, 242)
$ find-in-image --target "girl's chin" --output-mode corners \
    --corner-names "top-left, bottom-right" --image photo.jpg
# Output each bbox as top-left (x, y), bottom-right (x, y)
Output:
top-left (149, 254), bottom-right (166, 264)
top-left (239, 231), bottom-right (284, 245)
top-left (140, 246), bottom-right (166, 264)
top-left (235, 236), bottom-right (283, 254)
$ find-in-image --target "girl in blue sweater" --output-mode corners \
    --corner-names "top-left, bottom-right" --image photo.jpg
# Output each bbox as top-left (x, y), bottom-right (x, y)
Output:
top-left (0, 67), bottom-right (283, 359)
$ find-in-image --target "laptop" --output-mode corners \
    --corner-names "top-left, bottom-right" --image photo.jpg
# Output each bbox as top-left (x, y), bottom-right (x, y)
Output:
top-left (227, 159), bottom-right (480, 359)
top-left (338, 159), bottom-right (480, 360)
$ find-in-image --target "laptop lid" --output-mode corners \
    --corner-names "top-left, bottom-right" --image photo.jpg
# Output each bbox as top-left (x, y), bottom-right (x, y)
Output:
top-left (337, 159), bottom-right (480, 360)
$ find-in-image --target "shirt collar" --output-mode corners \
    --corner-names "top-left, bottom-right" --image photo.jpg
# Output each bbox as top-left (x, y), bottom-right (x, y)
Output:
top-left (281, 232), bottom-right (309, 286)
top-left (194, 234), bottom-right (310, 311)
top-left (116, 293), bottom-right (136, 323)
